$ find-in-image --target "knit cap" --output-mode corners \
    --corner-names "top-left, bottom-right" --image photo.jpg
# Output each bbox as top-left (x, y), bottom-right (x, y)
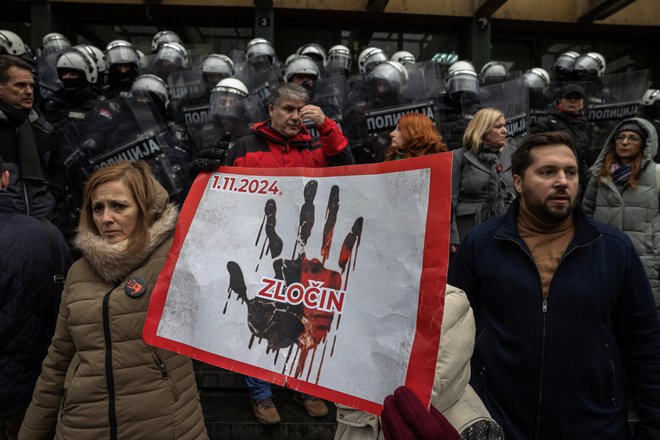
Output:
top-left (616, 121), bottom-right (646, 141)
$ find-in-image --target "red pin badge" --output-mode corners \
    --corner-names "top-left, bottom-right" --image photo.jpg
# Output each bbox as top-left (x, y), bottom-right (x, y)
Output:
top-left (125, 277), bottom-right (147, 298)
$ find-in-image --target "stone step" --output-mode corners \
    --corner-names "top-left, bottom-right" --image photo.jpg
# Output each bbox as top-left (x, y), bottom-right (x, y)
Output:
top-left (195, 361), bottom-right (246, 390)
top-left (201, 389), bottom-right (337, 440)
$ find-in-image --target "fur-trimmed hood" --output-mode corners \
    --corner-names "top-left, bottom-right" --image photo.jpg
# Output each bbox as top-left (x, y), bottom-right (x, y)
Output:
top-left (73, 202), bottom-right (178, 282)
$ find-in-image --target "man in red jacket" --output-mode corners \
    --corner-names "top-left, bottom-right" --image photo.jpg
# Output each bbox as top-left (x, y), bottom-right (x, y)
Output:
top-left (214, 83), bottom-right (352, 424)
top-left (224, 82), bottom-right (352, 168)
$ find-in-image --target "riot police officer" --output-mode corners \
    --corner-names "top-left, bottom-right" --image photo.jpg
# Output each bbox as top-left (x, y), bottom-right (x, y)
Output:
top-left (436, 60), bottom-right (480, 150)
top-left (149, 41), bottom-right (190, 82)
top-left (479, 61), bottom-right (508, 86)
top-left (151, 30), bottom-right (183, 53)
top-left (391, 50), bottom-right (415, 66)
top-left (325, 44), bottom-right (352, 77)
top-left (39, 47), bottom-right (105, 130)
top-left (552, 50), bottom-right (580, 81)
top-left (103, 40), bottom-right (140, 98)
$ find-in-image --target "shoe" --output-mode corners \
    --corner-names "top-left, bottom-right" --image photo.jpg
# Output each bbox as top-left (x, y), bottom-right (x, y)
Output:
top-left (294, 393), bottom-right (329, 418)
top-left (251, 397), bottom-right (281, 425)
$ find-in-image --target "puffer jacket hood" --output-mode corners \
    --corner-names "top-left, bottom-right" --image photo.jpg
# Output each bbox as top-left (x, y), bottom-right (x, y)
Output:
top-left (589, 116), bottom-right (658, 177)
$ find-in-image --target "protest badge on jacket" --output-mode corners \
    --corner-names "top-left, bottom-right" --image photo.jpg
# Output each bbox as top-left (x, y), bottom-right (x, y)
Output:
top-left (144, 154), bottom-right (452, 415)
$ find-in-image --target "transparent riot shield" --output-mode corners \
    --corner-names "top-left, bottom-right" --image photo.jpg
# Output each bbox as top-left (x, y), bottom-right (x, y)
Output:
top-left (61, 93), bottom-right (191, 206)
top-left (401, 61), bottom-right (444, 102)
top-left (234, 60), bottom-right (283, 96)
top-left (311, 75), bottom-right (348, 120)
top-left (168, 67), bottom-right (206, 122)
top-left (194, 91), bottom-right (254, 149)
top-left (584, 70), bottom-right (651, 165)
top-left (476, 77), bottom-right (530, 145)
top-left (36, 52), bottom-right (62, 100)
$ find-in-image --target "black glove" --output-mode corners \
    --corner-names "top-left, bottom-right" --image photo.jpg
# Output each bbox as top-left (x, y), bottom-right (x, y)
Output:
top-left (187, 146), bottom-right (227, 178)
top-left (381, 386), bottom-right (460, 440)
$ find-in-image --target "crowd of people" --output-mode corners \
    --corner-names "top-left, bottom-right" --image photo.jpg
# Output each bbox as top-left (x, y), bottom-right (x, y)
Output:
top-left (1, 27), bottom-right (660, 440)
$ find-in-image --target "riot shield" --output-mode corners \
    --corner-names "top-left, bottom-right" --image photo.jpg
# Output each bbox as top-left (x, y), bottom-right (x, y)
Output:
top-left (584, 70), bottom-right (651, 165)
top-left (234, 60), bottom-right (283, 95)
top-left (194, 91), bottom-right (254, 149)
top-left (401, 61), bottom-right (444, 102)
top-left (37, 52), bottom-right (62, 100)
top-left (476, 77), bottom-right (530, 145)
top-left (311, 75), bottom-right (348, 120)
top-left (61, 93), bottom-right (192, 205)
top-left (167, 67), bottom-right (206, 122)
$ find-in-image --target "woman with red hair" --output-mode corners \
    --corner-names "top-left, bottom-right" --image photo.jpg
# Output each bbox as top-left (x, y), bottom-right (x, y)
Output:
top-left (386, 113), bottom-right (447, 161)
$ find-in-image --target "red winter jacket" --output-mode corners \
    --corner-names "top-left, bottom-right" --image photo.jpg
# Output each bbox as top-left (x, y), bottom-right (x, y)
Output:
top-left (224, 117), bottom-right (352, 168)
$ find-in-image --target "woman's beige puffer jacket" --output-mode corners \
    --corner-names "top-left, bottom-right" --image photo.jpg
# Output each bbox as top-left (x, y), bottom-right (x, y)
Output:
top-left (334, 284), bottom-right (495, 439)
top-left (19, 200), bottom-right (208, 440)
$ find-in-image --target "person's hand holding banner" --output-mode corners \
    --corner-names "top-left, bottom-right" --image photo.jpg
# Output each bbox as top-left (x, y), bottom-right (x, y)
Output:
top-left (144, 153), bottom-right (452, 414)
top-left (381, 386), bottom-right (461, 440)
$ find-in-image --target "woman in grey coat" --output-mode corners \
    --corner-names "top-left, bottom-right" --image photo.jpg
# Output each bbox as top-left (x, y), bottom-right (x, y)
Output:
top-left (451, 108), bottom-right (516, 248)
top-left (583, 117), bottom-right (660, 310)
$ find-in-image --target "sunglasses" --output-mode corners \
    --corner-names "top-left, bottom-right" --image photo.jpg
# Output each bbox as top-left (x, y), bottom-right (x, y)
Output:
top-left (615, 135), bottom-right (642, 142)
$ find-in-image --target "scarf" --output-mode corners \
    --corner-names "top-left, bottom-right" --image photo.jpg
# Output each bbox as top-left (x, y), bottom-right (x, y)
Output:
top-left (475, 145), bottom-right (509, 223)
top-left (0, 99), bottom-right (31, 126)
top-left (0, 102), bottom-right (44, 181)
top-left (611, 163), bottom-right (631, 191)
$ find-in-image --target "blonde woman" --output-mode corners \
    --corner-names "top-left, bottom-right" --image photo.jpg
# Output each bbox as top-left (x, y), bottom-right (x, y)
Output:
top-left (451, 108), bottom-right (516, 248)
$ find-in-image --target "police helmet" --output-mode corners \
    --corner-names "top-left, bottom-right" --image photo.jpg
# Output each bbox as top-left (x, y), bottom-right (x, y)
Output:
top-left (0, 30), bottom-right (27, 56)
top-left (56, 48), bottom-right (98, 84)
top-left (367, 60), bottom-right (408, 89)
top-left (523, 67), bottom-right (551, 93)
top-left (42, 33), bottom-right (70, 55)
top-left (480, 61), bottom-right (508, 85)
top-left (297, 43), bottom-right (327, 65)
top-left (358, 47), bottom-right (388, 75)
top-left (284, 55), bottom-right (320, 82)
top-left (105, 40), bottom-right (139, 67)
top-left (201, 54), bottom-right (234, 78)
top-left (391, 51), bottom-right (415, 65)
top-left (131, 73), bottom-right (170, 108)
top-left (74, 44), bottom-right (108, 76)
top-left (574, 52), bottom-right (606, 78)
top-left (447, 60), bottom-right (476, 77)
top-left (553, 51), bottom-right (580, 78)
top-left (151, 30), bottom-right (183, 53)
top-left (446, 64), bottom-right (479, 96)
top-left (326, 44), bottom-right (351, 72)
top-left (641, 89), bottom-right (660, 107)
top-left (246, 38), bottom-right (276, 64)
top-left (212, 78), bottom-right (249, 98)
top-left (155, 42), bottom-right (190, 69)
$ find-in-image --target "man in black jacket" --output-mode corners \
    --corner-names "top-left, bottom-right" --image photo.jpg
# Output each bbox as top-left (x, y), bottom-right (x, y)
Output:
top-left (0, 54), bottom-right (63, 218)
top-left (0, 155), bottom-right (71, 439)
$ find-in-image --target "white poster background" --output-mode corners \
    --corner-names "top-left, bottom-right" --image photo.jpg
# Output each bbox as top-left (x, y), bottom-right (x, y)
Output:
top-left (156, 168), bottom-right (431, 405)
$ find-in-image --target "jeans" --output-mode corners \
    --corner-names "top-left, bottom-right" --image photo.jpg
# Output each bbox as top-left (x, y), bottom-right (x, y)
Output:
top-left (245, 376), bottom-right (272, 400)
top-left (245, 376), bottom-right (313, 401)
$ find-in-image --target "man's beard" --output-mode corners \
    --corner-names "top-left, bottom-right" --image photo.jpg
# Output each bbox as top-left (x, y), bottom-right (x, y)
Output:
top-left (522, 186), bottom-right (577, 224)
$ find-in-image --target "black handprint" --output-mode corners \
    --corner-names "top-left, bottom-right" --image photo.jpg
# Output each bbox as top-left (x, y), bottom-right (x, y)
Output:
top-left (224, 180), bottom-right (363, 381)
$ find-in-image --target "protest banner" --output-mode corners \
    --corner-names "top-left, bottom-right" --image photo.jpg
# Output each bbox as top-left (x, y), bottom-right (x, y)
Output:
top-left (144, 153), bottom-right (452, 414)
